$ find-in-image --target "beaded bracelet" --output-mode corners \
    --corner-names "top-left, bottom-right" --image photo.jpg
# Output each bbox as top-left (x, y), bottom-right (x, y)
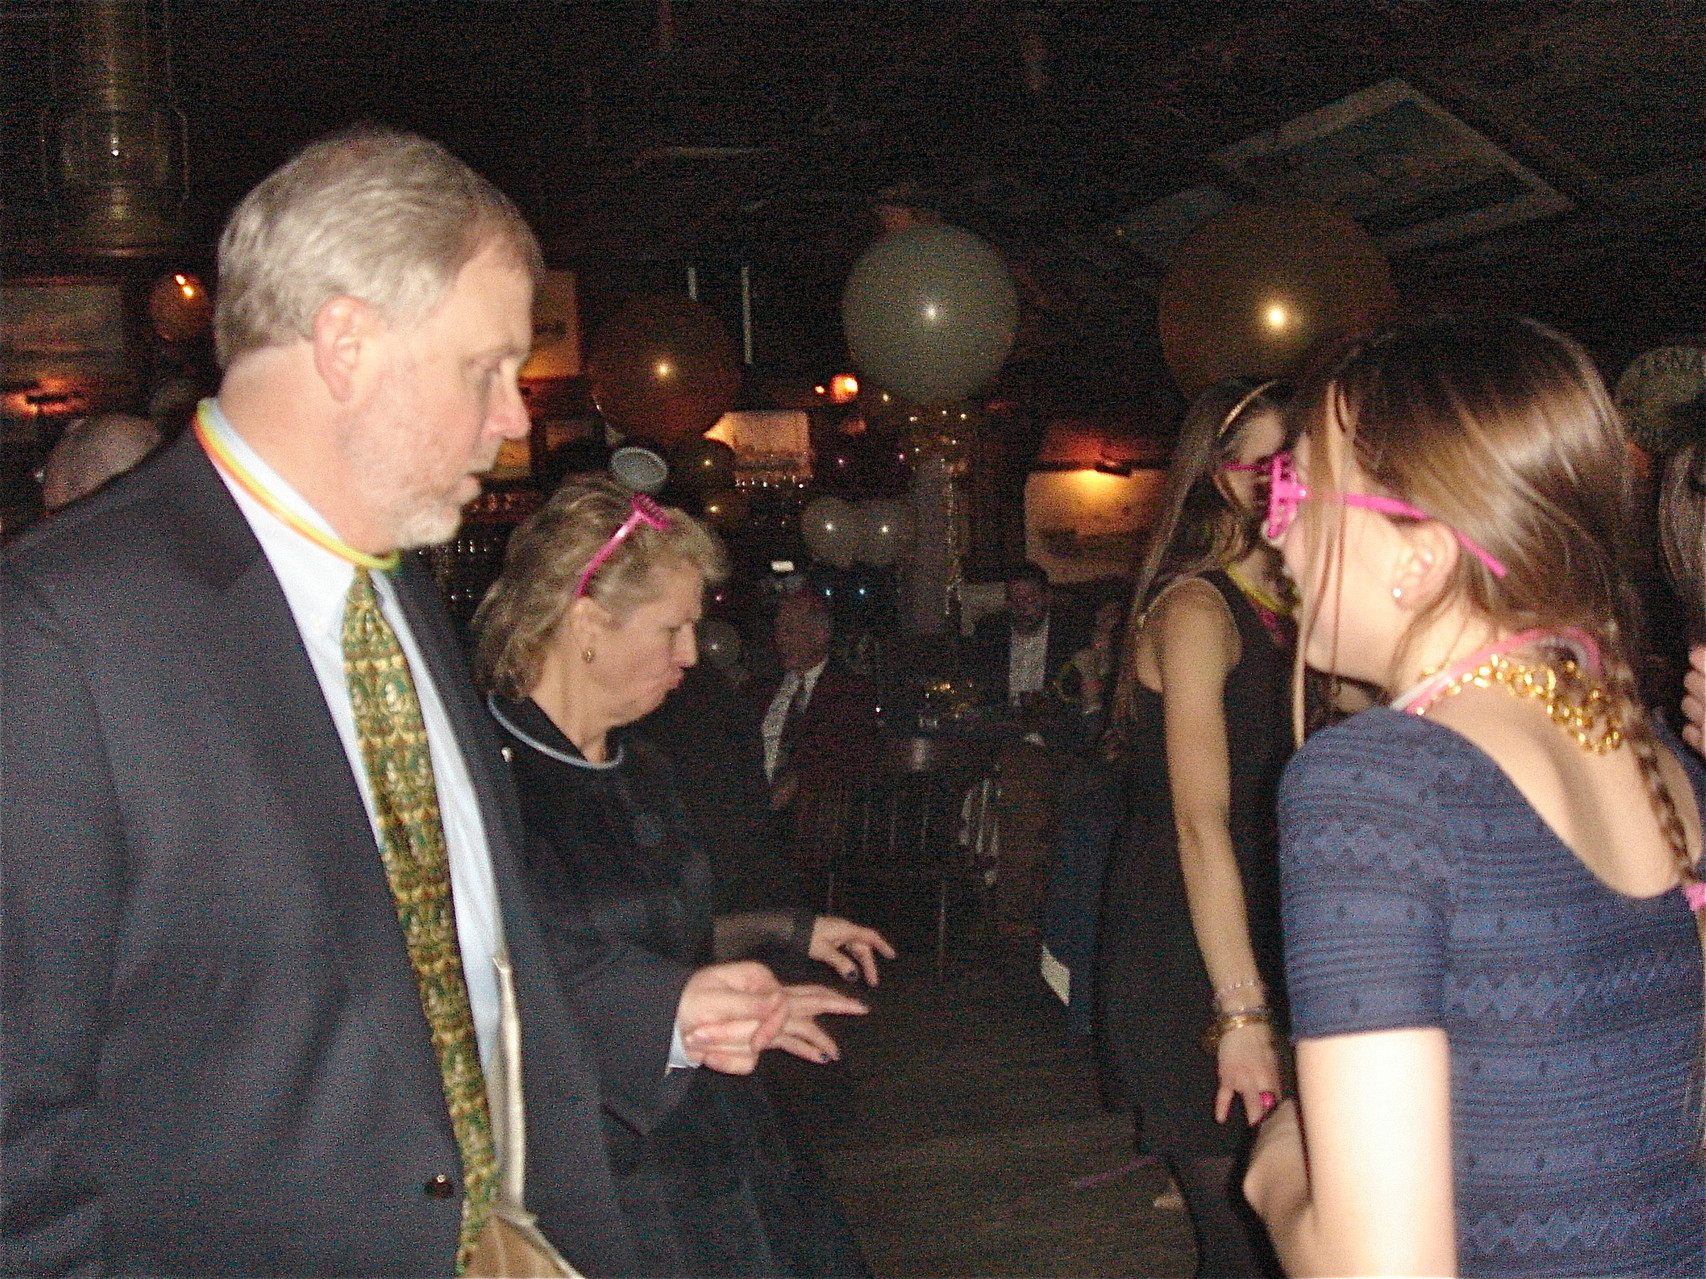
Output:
top-left (1201, 1007), bottom-right (1273, 1055)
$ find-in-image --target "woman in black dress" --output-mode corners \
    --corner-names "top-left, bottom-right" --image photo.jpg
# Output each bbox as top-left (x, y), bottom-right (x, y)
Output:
top-left (472, 475), bottom-right (891, 1278)
top-left (1097, 378), bottom-right (1292, 1278)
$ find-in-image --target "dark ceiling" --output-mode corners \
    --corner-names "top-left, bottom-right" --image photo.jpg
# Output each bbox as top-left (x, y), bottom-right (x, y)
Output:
top-left (4, 0), bottom-right (1703, 409)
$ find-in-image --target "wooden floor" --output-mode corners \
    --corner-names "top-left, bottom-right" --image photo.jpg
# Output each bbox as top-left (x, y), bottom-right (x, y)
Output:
top-left (765, 923), bottom-right (1196, 1279)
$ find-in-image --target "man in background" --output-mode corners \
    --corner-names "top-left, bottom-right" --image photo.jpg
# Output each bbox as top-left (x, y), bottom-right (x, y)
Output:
top-left (749, 587), bottom-right (882, 817)
top-left (969, 560), bottom-right (1087, 715)
top-left (968, 562), bottom-right (1090, 934)
top-left (38, 411), bottom-right (161, 512)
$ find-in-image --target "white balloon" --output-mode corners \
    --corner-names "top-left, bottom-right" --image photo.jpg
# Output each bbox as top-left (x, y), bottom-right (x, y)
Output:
top-left (802, 495), bottom-right (858, 569)
top-left (858, 498), bottom-right (916, 567)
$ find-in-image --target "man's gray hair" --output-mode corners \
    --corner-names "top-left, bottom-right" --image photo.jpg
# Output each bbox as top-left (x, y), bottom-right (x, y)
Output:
top-left (213, 125), bottom-right (543, 367)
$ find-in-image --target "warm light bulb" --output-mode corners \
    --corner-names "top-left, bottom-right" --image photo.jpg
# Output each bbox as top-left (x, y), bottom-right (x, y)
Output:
top-left (654, 360), bottom-right (676, 379)
top-left (1264, 304), bottom-right (1289, 330)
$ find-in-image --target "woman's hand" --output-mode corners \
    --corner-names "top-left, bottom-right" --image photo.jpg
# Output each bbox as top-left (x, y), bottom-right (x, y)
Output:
top-left (769, 983), bottom-right (869, 1064)
top-left (1683, 644), bottom-right (1705, 752)
top-left (678, 961), bottom-right (788, 1075)
top-left (1215, 1019), bottom-right (1283, 1125)
top-left (809, 915), bottom-right (897, 986)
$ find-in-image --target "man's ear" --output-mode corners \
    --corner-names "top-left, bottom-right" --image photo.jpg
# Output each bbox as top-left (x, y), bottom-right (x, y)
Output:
top-left (310, 295), bottom-right (381, 403)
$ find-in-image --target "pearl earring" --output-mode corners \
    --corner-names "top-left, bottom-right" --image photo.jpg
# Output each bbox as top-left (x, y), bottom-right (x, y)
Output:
top-left (1391, 586), bottom-right (1404, 602)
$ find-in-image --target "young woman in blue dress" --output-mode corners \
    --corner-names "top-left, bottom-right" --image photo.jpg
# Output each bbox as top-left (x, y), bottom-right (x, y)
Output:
top-left (1244, 314), bottom-right (1706, 1278)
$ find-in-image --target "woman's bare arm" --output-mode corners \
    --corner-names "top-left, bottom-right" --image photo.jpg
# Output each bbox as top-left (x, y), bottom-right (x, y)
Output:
top-left (1151, 579), bottom-right (1282, 1122)
top-left (1246, 1028), bottom-right (1456, 1276)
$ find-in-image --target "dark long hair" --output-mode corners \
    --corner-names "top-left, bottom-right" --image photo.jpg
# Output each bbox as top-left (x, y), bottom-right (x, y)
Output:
top-left (1660, 438), bottom-right (1706, 641)
top-left (1108, 377), bottom-right (1290, 731)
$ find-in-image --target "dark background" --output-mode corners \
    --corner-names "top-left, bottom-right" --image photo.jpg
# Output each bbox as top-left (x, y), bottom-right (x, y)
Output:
top-left (5, 0), bottom-right (1702, 407)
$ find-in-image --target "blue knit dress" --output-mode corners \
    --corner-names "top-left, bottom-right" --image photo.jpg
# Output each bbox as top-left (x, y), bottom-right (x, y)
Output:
top-left (1281, 708), bottom-right (1706, 1278)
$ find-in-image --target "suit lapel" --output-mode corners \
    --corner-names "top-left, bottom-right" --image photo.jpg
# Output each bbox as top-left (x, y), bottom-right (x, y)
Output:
top-left (161, 435), bottom-right (451, 1126)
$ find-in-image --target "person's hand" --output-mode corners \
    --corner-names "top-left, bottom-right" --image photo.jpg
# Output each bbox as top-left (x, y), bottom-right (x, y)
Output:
top-left (809, 915), bottom-right (897, 986)
top-left (769, 983), bottom-right (869, 1064)
top-left (1215, 1020), bottom-right (1283, 1125)
top-left (1243, 1096), bottom-right (1306, 1219)
top-left (1683, 645), bottom-right (1706, 752)
top-left (768, 770), bottom-right (800, 812)
top-left (677, 960), bottom-right (787, 1075)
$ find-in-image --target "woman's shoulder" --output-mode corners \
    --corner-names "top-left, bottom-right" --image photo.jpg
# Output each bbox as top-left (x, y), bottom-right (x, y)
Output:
top-left (1143, 573), bottom-right (1237, 646)
top-left (1283, 705), bottom-right (1493, 800)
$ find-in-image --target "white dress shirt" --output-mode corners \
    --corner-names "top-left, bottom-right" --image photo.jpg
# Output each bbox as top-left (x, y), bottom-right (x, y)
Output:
top-left (1007, 616), bottom-right (1050, 704)
top-left (201, 400), bottom-right (505, 1078)
top-left (761, 658), bottom-right (827, 780)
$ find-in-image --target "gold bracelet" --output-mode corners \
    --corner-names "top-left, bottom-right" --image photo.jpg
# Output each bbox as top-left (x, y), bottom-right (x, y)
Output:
top-left (1201, 1007), bottom-right (1272, 1055)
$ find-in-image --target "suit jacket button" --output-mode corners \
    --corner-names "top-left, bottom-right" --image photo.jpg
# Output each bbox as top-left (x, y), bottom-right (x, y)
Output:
top-left (424, 1173), bottom-right (456, 1199)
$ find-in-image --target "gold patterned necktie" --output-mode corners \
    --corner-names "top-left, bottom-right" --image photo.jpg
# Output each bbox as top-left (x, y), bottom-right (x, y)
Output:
top-left (343, 567), bottom-right (496, 1272)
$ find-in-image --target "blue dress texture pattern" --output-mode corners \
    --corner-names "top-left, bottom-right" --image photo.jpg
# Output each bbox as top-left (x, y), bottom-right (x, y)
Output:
top-left (1280, 707), bottom-right (1706, 1279)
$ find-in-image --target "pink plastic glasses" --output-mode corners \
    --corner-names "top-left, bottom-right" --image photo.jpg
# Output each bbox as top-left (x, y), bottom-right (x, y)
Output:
top-left (575, 494), bottom-right (673, 599)
top-left (1263, 451), bottom-right (1507, 578)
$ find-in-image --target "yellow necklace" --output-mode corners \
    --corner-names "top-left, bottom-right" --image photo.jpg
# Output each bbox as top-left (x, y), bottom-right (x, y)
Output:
top-left (1223, 562), bottom-right (1289, 617)
top-left (1408, 650), bottom-right (1624, 754)
top-left (195, 402), bottom-right (400, 572)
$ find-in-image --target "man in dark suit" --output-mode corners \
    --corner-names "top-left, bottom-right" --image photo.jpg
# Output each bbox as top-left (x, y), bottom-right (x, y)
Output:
top-left (1, 127), bottom-right (786, 1277)
top-left (966, 562), bottom-right (1092, 932)
top-left (748, 589), bottom-right (882, 817)
top-left (967, 561), bottom-right (1087, 722)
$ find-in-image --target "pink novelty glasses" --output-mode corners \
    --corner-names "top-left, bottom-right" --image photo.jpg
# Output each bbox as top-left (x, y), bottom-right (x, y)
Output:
top-left (574, 494), bottom-right (673, 599)
top-left (1262, 451), bottom-right (1507, 578)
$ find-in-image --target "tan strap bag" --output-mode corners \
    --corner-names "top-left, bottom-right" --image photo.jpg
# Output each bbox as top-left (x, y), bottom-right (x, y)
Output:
top-left (465, 945), bottom-right (583, 1279)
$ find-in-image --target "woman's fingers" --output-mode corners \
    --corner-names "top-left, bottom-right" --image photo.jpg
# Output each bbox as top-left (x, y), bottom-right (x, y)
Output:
top-left (810, 917), bottom-right (898, 986)
top-left (783, 983), bottom-right (868, 1019)
top-left (775, 1018), bottom-right (841, 1063)
top-left (1243, 1084), bottom-right (1276, 1125)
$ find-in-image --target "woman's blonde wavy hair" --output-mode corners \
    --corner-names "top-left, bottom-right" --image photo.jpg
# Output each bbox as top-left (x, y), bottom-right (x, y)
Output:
top-left (472, 475), bottom-right (726, 699)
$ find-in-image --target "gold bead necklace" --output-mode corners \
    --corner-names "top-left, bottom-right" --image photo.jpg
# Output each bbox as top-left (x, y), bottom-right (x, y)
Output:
top-left (1408, 651), bottom-right (1624, 754)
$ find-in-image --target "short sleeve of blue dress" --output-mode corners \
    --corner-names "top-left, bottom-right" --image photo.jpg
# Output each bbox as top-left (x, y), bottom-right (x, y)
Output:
top-left (1279, 708), bottom-right (1705, 1279)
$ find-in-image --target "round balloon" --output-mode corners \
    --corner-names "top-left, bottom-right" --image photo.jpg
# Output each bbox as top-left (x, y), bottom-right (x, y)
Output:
top-left (801, 495), bottom-right (859, 569)
top-left (858, 498), bottom-right (916, 567)
top-left (587, 295), bottom-right (742, 448)
top-left (670, 436), bottom-right (737, 493)
top-left (698, 618), bottom-right (742, 670)
top-left (1158, 201), bottom-right (1396, 395)
top-left (842, 224), bottom-right (1019, 404)
top-left (149, 271), bottom-right (213, 343)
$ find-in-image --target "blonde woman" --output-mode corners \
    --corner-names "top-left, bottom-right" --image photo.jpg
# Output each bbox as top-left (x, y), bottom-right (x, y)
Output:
top-left (473, 476), bottom-right (890, 1277)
